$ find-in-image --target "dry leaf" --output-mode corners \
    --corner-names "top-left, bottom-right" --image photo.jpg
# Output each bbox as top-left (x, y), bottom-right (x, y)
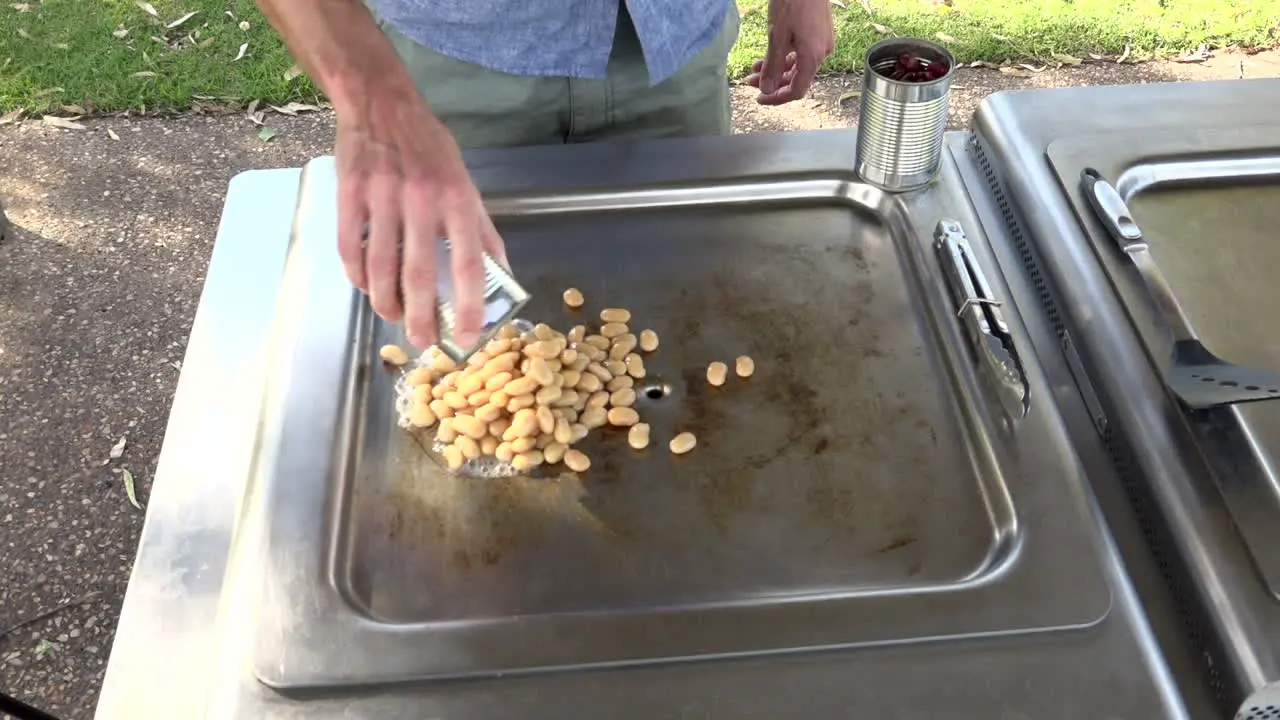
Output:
top-left (167, 11), bottom-right (198, 28)
top-left (258, 127), bottom-right (277, 142)
top-left (10, 3), bottom-right (31, 11)
top-left (997, 67), bottom-right (1034, 78)
top-left (269, 102), bottom-right (320, 116)
top-left (134, 71), bottom-right (156, 77)
top-left (34, 87), bottom-right (64, 97)
top-left (51, 42), bottom-right (69, 49)
top-left (870, 22), bottom-right (892, 34)
top-left (122, 468), bottom-right (142, 509)
top-left (60, 104), bottom-right (87, 115)
top-left (283, 64), bottom-right (303, 81)
top-left (1117, 44), bottom-right (1131, 64)
top-left (238, 20), bottom-right (250, 31)
top-left (198, 37), bottom-right (214, 48)
top-left (935, 32), bottom-right (958, 44)
top-left (837, 90), bottom-right (861, 103)
top-left (1051, 53), bottom-right (1082, 66)
top-left (1019, 63), bottom-right (1045, 72)
top-left (107, 127), bottom-right (120, 141)
top-left (234, 42), bottom-right (248, 61)
top-left (969, 60), bottom-right (999, 68)
top-left (135, 0), bottom-right (158, 17)
top-left (0, 109), bottom-right (23, 125)
top-left (1088, 53), bottom-right (1105, 60)
top-left (829, 0), bottom-right (846, 6)
top-left (16, 27), bottom-right (29, 39)
top-left (42, 115), bottom-right (88, 130)
top-left (109, 436), bottom-right (127, 460)
top-left (112, 25), bottom-right (129, 39)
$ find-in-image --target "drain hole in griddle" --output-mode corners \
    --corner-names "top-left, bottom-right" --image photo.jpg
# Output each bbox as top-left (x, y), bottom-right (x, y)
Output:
top-left (642, 380), bottom-right (670, 400)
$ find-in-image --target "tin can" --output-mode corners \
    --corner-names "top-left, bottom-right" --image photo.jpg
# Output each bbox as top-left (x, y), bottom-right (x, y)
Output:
top-left (854, 37), bottom-right (955, 192)
top-left (433, 239), bottom-right (530, 364)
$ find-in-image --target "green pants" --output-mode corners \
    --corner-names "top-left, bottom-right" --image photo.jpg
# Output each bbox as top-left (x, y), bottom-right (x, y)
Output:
top-left (376, 6), bottom-right (741, 148)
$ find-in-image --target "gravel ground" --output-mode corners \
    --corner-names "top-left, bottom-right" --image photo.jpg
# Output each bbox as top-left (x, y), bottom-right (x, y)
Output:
top-left (1, 52), bottom-right (1277, 719)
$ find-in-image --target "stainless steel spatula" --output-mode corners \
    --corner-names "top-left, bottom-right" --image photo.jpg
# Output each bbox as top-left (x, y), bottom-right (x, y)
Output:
top-left (1081, 167), bottom-right (1280, 409)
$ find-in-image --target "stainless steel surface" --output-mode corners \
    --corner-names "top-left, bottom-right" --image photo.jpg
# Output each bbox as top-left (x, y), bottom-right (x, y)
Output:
top-left (972, 78), bottom-right (1280, 710)
top-left (934, 219), bottom-right (1028, 418)
top-left (855, 38), bottom-right (953, 192)
top-left (252, 152), bottom-right (1112, 689)
top-left (1079, 166), bottom-right (1280, 408)
top-left (97, 128), bottom-right (1202, 719)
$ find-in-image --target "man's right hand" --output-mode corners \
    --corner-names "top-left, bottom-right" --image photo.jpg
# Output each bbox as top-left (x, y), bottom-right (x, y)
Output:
top-left (335, 95), bottom-right (507, 350)
top-left (255, 0), bottom-right (506, 350)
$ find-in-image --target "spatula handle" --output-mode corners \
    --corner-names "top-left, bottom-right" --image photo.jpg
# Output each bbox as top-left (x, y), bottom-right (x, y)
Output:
top-left (1081, 168), bottom-right (1147, 253)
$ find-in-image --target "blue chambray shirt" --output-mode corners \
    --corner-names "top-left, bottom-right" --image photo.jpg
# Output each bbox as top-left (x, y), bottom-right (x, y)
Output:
top-left (365, 0), bottom-right (735, 86)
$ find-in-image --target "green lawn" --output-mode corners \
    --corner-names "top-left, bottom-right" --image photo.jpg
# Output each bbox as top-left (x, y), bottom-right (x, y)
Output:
top-left (1, 0), bottom-right (1278, 113)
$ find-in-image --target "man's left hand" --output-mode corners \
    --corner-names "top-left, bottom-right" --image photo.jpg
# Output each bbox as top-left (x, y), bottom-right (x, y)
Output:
top-left (746, 0), bottom-right (835, 105)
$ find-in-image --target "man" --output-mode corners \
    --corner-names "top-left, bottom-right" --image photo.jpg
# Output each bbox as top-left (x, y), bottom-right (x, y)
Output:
top-left (257, 0), bottom-right (834, 350)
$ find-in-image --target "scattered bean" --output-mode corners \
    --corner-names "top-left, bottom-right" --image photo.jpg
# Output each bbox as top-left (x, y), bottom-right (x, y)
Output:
top-left (669, 432), bottom-right (697, 455)
top-left (380, 344), bottom-right (411, 366)
top-left (707, 361), bottom-right (728, 386)
top-left (600, 308), bottom-right (632, 324)
top-left (736, 355), bottom-right (755, 378)
top-left (563, 288), bottom-right (585, 308)
top-left (607, 407), bottom-right (640, 427)
top-left (564, 449), bottom-right (591, 472)
top-left (628, 423), bottom-right (651, 450)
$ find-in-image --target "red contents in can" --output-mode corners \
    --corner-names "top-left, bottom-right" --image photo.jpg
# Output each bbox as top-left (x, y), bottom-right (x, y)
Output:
top-left (882, 52), bottom-right (949, 83)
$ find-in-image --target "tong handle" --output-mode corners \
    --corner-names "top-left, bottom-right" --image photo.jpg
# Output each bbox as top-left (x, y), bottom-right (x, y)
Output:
top-left (1081, 168), bottom-right (1147, 253)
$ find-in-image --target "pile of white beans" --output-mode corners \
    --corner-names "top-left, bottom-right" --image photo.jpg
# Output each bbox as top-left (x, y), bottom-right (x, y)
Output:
top-left (379, 287), bottom-right (754, 475)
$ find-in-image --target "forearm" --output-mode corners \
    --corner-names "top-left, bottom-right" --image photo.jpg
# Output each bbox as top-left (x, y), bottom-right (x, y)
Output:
top-left (255, 0), bottom-right (418, 124)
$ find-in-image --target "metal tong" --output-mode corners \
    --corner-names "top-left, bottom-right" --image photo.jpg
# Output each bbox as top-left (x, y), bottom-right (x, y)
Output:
top-left (934, 219), bottom-right (1029, 419)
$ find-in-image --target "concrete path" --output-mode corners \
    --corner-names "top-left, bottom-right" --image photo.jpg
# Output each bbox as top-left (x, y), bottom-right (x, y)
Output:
top-left (0, 52), bottom-right (1275, 718)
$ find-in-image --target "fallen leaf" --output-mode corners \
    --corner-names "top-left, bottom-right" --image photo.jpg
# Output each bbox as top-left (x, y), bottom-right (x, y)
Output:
top-left (969, 60), bottom-right (999, 68)
top-left (991, 34), bottom-right (1009, 42)
top-left (122, 468), bottom-right (142, 509)
top-left (107, 127), bottom-right (120, 141)
top-left (34, 87), bottom-right (64, 97)
top-left (283, 64), bottom-right (303, 81)
top-left (133, 70), bottom-right (156, 77)
top-left (51, 42), bottom-right (69, 49)
top-left (837, 90), bottom-right (861, 103)
top-left (112, 25), bottom-right (129, 39)
top-left (60, 104), bottom-right (87, 115)
top-left (258, 126), bottom-right (277, 142)
top-left (198, 37), bottom-right (214, 48)
top-left (238, 20), bottom-right (250, 31)
top-left (829, 0), bottom-right (846, 6)
top-left (870, 22), bottom-right (892, 34)
top-left (858, 0), bottom-right (873, 13)
top-left (245, 98), bottom-right (260, 122)
top-left (10, 3), bottom-right (30, 11)
top-left (997, 67), bottom-right (1034, 78)
top-left (1088, 53), bottom-right (1104, 60)
top-left (234, 42), bottom-right (248, 61)
top-left (1174, 43), bottom-right (1210, 63)
top-left (1019, 63), bottom-right (1045, 72)
top-left (109, 436), bottom-right (127, 460)
top-left (269, 102), bottom-right (320, 116)
top-left (1051, 53), bottom-right (1082, 66)
top-left (135, 0), bottom-right (158, 17)
top-left (224, 10), bottom-right (235, 19)
top-left (42, 115), bottom-right (87, 130)
top-left (16, 27), bottom-right (29, 39)
top-left (935, 32), bottom-right (958, 44)
top-left (0, 109), bottom-right (23, 125)
top-left (167, 10), bottom-right (198, 28)
top-left (1117, 44), bottom-right (1131, 64)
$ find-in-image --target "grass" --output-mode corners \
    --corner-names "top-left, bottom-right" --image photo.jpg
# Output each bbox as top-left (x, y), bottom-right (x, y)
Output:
top-left (1, 0), bottom-right (1278, 113)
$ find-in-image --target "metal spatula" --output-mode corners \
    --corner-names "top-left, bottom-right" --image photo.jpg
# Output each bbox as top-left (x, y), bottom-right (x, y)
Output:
top-left (1081, 167), bottom-right (1280, 409)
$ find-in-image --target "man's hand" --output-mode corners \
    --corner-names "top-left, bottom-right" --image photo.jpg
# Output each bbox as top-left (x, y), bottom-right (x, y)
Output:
top-left (746, 0), bottom-right (835, 105)
top-left (336, 97), bottom-right (506, 350)
top-left (255, 0), bottom-right (504, 350)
